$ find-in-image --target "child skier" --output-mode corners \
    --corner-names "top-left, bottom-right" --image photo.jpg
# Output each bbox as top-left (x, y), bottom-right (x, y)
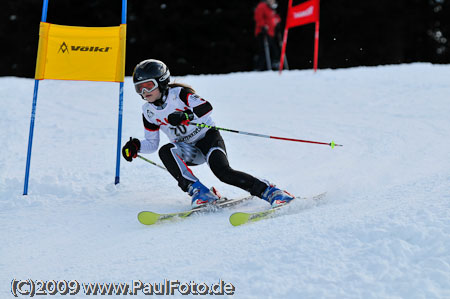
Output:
top-left (122, 59), bottom-right (294, 208)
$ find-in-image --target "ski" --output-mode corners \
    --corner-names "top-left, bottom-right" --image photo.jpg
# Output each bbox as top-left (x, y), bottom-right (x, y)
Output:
top-left (138, 195), bottom-right (254, 225)
top-left (229, 192), bottom-right (327, 226)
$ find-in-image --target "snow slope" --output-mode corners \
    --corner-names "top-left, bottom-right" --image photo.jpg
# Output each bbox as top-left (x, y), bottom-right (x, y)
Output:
top-left (1, 63), bottom-right (450, 298)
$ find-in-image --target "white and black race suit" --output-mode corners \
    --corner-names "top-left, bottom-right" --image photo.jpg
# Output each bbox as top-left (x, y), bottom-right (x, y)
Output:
top-left (138, 86), bottom-right (268, 195)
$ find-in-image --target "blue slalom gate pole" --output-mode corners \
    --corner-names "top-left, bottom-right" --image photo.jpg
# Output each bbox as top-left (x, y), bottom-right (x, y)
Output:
top-left (115, 82), bottom-right (124, 184)
top-left (115, 0), bottom-right (127, 184)
top-left (23, 0), bottom-right (49, 195)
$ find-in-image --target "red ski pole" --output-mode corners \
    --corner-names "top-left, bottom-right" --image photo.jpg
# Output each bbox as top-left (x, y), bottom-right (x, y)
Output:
top-left (190, 123), bottom-right (342, 148)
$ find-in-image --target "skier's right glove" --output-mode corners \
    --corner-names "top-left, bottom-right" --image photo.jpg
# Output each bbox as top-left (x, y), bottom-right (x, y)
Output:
top-left (168, 110), bottom-right (194, 126)
top-left (122, 137), bottom-right (141, 162)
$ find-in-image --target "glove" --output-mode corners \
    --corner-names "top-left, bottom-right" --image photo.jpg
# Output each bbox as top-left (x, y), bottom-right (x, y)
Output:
top-left (261, 26), bottom-right (268, 35)
top-left (122, 137), bottom-right (140, 162)
top-left (168, 110), bottom-right (194, 126)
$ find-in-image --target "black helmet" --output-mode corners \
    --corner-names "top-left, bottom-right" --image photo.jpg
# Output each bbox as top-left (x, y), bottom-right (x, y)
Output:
top-left (132, 59), bottom-right (170, 94)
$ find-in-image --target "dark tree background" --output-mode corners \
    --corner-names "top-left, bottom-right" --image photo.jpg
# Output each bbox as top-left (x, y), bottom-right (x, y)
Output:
top-left (1, 0), bottom-right (449, 77)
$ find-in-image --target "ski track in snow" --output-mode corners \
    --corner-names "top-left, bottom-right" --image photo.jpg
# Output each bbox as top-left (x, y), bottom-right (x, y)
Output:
top-left (1, 64), bottom-right (450, 298)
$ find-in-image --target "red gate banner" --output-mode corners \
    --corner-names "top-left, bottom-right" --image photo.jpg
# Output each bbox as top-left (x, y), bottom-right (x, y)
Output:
top-left (280, 0), bottom-right (320, 73)
top-left (286, 0), bottom-right (319, 28)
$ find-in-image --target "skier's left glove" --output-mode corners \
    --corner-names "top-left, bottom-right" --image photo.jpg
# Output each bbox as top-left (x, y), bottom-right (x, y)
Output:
top-left (168, 110), bottom-right (194, 126)
top-left (122, 137), bottom-right (140, 162)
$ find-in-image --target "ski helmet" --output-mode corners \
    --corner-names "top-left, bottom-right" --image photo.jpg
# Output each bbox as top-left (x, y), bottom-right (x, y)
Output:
top-left (133, 59), bottom-right (171, 95)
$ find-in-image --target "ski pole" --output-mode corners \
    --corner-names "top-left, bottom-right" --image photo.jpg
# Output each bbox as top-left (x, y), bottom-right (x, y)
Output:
top-left (263, 34), bottom-right (272, 70)
top-left (137, 154), bottom-right (167, 171)
top-left (190, 123), bottom-right (342, 148)
top-left (277, 32), bottom-right (289, 70)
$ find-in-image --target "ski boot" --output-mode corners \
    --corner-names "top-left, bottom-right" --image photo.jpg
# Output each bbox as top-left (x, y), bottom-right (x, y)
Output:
top-left (261, 184), bottom-right (295, 208)
top-left (188, 181), bottom-right (219, 208)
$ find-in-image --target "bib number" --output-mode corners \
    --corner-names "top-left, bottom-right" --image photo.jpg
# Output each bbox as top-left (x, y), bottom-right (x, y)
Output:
top-left (170, 125), bottom-right (187, 137)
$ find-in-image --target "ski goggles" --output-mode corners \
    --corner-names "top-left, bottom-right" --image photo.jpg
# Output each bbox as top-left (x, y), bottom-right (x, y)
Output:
top-left (134, 79), bottom-right (158, 95)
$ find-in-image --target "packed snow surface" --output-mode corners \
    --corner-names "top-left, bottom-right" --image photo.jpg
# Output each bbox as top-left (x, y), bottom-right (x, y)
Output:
top-left (1, 63), bottom-right (450, 298)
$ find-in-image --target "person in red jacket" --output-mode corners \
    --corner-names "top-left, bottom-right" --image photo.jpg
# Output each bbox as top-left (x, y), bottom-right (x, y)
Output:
top-left (254, 0), bottom-right (281, 70)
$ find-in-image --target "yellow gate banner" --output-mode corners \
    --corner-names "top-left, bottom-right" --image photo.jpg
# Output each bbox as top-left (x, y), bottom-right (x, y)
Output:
top-left (35, 22), bottom-right (126, 82)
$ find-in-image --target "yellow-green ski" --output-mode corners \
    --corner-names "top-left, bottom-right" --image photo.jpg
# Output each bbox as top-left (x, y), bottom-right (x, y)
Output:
top-left (138, 210), bottom-right (196, 225)
top-left (138, 196), bottom-right (254, 225)
top-left (229, 192), bottom-right (327, 226)
top-left (229, 205), bottom-right (285, 226)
